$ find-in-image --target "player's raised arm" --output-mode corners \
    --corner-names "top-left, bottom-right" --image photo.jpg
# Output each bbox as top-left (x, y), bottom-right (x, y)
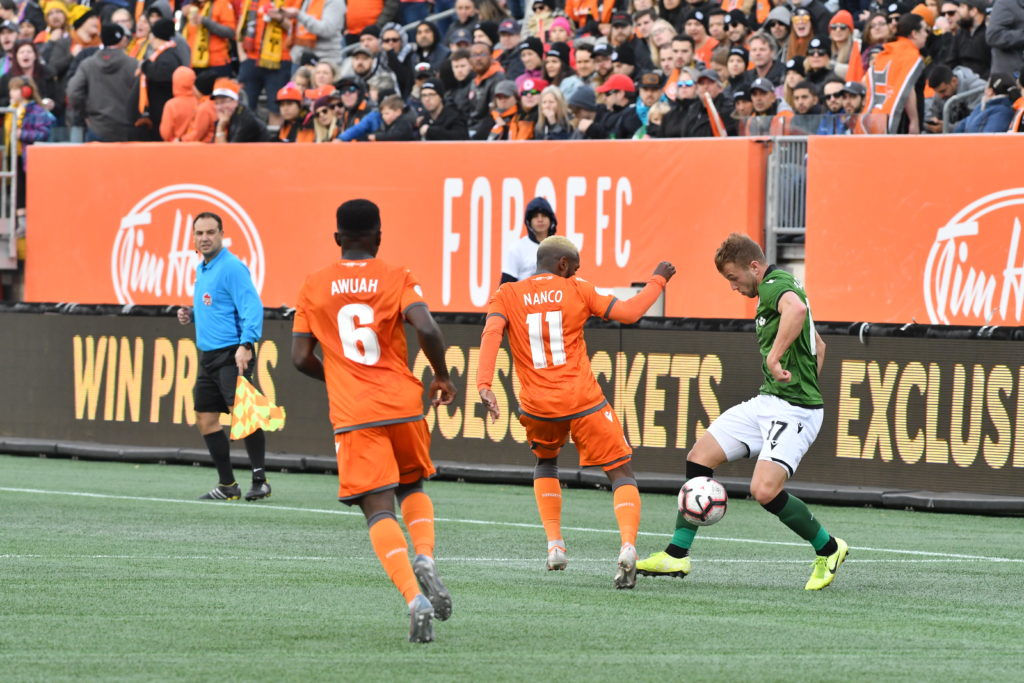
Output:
top-left (766, 291), bottom-right (807, 383)
top-left (604, 261), bottom-right (676, 324)
top-left (405, 305), bottom-right (456, 407)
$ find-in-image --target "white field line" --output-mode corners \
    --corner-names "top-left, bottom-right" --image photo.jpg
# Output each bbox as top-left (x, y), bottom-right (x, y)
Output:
top-left (2, 486), bottom-right (1022, 564)
top-left (0, 553), bottom-right (1004, 564)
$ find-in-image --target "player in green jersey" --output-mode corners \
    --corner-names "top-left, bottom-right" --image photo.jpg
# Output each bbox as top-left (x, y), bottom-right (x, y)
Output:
top-left (637, 233), bottom-right (848, 590)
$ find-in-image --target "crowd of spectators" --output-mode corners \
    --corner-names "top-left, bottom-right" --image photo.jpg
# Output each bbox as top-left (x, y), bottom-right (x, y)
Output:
top-left (0, 0), bottom-right (1020, 201)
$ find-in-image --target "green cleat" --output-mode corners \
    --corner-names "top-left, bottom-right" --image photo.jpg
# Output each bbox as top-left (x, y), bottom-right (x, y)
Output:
top-left (805, 537), bottom-right (849, 590)
top-left (636, 551), bottom-right (691, 578)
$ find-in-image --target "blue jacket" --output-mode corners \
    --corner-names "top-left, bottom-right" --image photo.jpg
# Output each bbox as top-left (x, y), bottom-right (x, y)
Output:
top-left (192, 248), bottom-right (263, 352)
top-left (338, 110), bottom-right (382, 142)
top-left (954, 96), bottom-right (1015, 133)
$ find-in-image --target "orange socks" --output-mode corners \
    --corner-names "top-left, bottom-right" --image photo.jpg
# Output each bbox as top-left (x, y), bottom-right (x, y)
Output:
top-left (368, 514), bottom-right (419, 603)
top-left (400, 491), bottom-right (435, 558)
top-left (613, 483), bottom-right (641, 547)
top-left (533, 477), bottom-right (564, 546)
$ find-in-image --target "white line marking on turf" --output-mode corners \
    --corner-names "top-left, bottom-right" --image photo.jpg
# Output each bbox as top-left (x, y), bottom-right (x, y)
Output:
top-left (0, 554), bottom-right (997, 564)
top-left (2, 486), bottom-right (1022, 564)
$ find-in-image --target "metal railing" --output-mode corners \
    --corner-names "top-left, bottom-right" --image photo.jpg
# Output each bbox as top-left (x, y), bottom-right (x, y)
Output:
top-left (0, 106), bottom-right (18, 271)
top-left (942, 85), bottom-right (986, 133)
top-left (764, 137), bottom-right (808, 266)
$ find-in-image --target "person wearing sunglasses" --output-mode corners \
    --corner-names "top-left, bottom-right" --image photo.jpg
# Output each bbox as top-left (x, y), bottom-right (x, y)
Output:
top-left (333, 75), bottom-right (375, 138)
top-left (827, 10), bottom-right (862, 81)
top-left (659, 66), bottom-right (698, 136)
top-left (311, 94), bottom-right (339, 141)
top-left (508, 76), bottom-right (547, 139)
top-left (804, 37), bottom-right (837, 87)
top-left (811, 76), bottom-right (851, 134)
top-left (763, 6), bottom-right (792, 58)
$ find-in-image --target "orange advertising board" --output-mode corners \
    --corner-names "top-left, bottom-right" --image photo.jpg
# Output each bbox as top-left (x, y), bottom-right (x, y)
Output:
top-left (25, 140), bottom-right (766, 318)
top-left (806, 136), bottom-right (1024, 325)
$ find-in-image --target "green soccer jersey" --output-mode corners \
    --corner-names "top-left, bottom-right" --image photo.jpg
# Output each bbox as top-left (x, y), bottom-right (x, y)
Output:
top-left (755, 267), bottom-right (823, 407)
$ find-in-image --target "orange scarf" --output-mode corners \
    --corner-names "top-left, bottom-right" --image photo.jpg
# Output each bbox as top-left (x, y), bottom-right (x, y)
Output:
top-left (701, 92), bottom-right (728, 137)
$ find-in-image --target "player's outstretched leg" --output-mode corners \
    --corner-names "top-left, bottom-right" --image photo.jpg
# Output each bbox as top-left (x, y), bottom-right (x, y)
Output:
top-left (398, 482), bottom-right (452, 621)
top-left (752, 462), bottom-right (848, 590)
top-left (606, 464), bottom-right (641, 589)
top-left (364, 504), bottom-right (434, 642)
top-left (637, 462), bottom-right (713, 579)
top-left (243, 429), bottom-right (271, 500)
top-left (533, 458), bottom-right (567, 570)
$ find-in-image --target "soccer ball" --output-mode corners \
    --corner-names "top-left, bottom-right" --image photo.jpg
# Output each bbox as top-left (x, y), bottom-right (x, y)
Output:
top-left (678, 476), bottom-right (728, 526)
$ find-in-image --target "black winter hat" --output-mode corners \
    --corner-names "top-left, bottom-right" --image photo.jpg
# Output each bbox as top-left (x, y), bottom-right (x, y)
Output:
top-left (151, 18), bottom-right (175, 41)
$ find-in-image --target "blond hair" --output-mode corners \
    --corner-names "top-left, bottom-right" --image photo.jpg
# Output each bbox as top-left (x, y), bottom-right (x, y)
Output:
top-left (537, 235), bottom-right (579, 265)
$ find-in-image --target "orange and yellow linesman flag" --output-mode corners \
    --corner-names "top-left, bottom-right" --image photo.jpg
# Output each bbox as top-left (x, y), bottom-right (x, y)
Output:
top-left (230, 377), bottom-right (286, 440)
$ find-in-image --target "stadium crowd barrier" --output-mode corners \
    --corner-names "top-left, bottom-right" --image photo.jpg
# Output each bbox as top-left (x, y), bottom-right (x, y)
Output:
top-left (2, 306), bottom-right (1022, 515)
top-left (22, 139), bottom-right (766, 319)
top-left (806, 135), bottom-right (1024, 326)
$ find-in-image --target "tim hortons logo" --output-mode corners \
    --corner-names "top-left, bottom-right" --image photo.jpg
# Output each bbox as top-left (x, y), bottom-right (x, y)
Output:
top-left (111, 184), bottom-right (265, 305)
top-left (924, 189), bottom-right (1024, 325)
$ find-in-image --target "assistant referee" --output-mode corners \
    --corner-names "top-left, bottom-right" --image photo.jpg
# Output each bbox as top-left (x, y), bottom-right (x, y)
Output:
top-left (177, 212), bottom-right (271, 501)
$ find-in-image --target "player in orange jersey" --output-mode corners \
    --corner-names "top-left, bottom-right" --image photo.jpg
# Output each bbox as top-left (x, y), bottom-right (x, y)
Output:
top-left (291, 199), bottom-right (457, 643)
top-left (476, 236), bottom-right (676, 589)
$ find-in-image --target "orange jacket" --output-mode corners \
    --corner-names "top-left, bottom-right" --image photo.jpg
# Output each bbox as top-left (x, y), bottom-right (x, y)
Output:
top-left (345, 0), bottom-right (383, 35)
top-left (563, 0), bottom-right (614, 27)
top-left (182, 96), bottom-right (217, 142)
top-left (160, 67), bottom-right (199, 141)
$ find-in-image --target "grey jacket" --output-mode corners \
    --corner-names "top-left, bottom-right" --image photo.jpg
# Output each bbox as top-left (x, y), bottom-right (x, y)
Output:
top-left (66, 47), bottom-right (139, 142)
top-left (925, 65), bottom-right (986, 125)
top-left (986, 0), bottom-right (1024, 75)
top-left (295, 0), bottom-right (346, 66)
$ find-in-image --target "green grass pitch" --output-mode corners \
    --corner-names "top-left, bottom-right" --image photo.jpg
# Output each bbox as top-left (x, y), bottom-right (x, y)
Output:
top-left (2, 454), bottom-right (1022, 681)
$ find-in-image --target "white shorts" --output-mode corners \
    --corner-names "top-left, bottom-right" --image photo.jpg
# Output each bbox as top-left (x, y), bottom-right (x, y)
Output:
top-left (705, 394), bottom-right (823, 478)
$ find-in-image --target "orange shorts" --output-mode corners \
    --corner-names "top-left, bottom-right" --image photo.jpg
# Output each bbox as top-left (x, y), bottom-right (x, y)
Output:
top-left (333, 419), bottom-right (435, 503)
top-left (520, 403), bottom-right (632, 470)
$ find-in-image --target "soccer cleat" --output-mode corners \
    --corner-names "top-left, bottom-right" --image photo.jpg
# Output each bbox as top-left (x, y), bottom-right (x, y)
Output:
top-left (244, 480), bottom-right (272, 501)
top-left (805, 537), bottom-right (849, 591)
top-left (636, 551), bottom-right (691, 578)
top-left (546, 545), bottom-right (568, 571)
top-left (412, 554), bottom-right (452, 621)
top-left (408, 594), bottom-right (435, 643)
top-left (198, 483), bottom-right (241, 501)
top-left (614, 543), bottom-right (638, 590)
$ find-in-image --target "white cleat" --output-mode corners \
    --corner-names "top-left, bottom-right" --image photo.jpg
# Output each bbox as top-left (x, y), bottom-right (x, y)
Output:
top-left (614, 543), bottom-right (638, 590)
top-left (546, 546), bottom-right (568, 571)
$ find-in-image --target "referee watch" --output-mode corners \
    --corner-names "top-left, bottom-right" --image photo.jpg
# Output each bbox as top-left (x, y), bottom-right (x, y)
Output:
top-left (241, 342), bottom-right (255, 352)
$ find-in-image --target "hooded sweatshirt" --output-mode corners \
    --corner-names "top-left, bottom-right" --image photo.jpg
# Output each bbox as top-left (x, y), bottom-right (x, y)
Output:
top-left (501, 197), bottom-right (558, 283)
top-left (160, 66), bottom-right (199, 141)
top-left (66, 46), bottom-right (139, 141)
top-left (148, 0), bottom-right (193, 66)
top-left (408, 21), bottom-right (450, 72)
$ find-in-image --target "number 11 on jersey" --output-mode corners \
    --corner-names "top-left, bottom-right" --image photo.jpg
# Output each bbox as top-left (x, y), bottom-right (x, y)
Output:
top-left (526, 311), bottom-right (565, 369)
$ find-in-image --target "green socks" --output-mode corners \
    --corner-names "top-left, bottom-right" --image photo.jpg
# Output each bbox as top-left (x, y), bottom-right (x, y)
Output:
top-left (763, 491), bottom-right (831, 552)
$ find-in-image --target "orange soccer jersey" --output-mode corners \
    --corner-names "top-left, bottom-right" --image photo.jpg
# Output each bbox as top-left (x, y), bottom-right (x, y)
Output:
top-left (293, 258), bottom-right (428, 433)
top-left (486, 274), bottom-right (615, 420)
